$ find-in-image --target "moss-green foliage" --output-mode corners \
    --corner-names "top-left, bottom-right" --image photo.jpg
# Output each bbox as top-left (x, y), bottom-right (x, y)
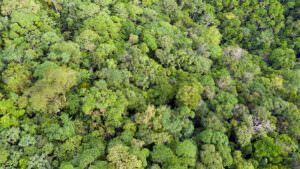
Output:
top-left (0, 0), bottom-right (299, 168)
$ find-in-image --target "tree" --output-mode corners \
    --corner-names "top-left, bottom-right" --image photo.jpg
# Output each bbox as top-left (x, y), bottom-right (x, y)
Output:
top-left (233, 151), bottom-right (255, 169)
top-left (48, 41), bottom-right (82, 65)
top-left (43, 114), bottom-right (75, 141)
top-left (27, 154), bottom-right (50, 169)
top-left (147, 77), bottom-right (175, 105)
top-left (55, 135), bottom-right (82, 160)
top-left (107, 144), bottom-right (143, 169)
top-left (0, 0), bottom-right (40, 16)
top-left (254, 136), bottom-right (284, 165)
top-left (269, 48), bottom-right (296, 69)
top-left (143, 31), bottom-right (157, 50)
top-left (176, 81), bottom-right (203, 109)
top-left (26, 63), bottom-right (78, 113)
top-left (235, 124), bottom-right (253, 147)
top-left (89, 161), bottom-right (109, 169)
top-left (75, 29), bottom-right (101, 52)
top-left (70, 132), bottom-right (106, 168)
top-left (197, 144), bottom-right (224, 169)
top-left (82, 12), bottom-right (122, 42)
top-left (2, 63), bottom-right (31, 94)
top-left (135, 105), bottom-right (195, 145)
top-left (151, 144), bottom-right (180, 168)
top-left (0, 99), bottom-right (25, 129)
top-left (81, 85), bottom-right (128, 129)
top-left (196, 129), bottom-right (233, 167)
top-left (175, 139), bottom-right (197, 167)
top-left (60, 162), bottom-right (75, 169)
top-left (210, 91), bottom-right (238, 119)
top-left (131, 147), bottom-right (150, 168)
top-left (0, 149), bottom-right (9, 164)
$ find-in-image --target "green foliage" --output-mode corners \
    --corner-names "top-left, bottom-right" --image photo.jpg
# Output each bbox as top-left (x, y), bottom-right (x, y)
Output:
top-left (44, 114), bottom-right (75, 141)
top-left (89, 161), bottom-right (109, 169)
top-left (0, 0), bottom-right (298, 168)
top-left (0, 99), bottom-right (25, 129)
top-left (55, 135), bottom-right (82, 160)
top-left (197, 144), bottom-right (224, 169)
top-left (175, 139), bottom-right (197, 167)
top-left (27, 154), bottom-right (50, 169)
top-left (269, 48), bottom-right (296, 69)
top-left (135, 105), bottom-right (195, 145)
top-left (254, 136), bottom-right (284, 164)
top-left (82, 12), bottom-right (122, 42)
top-left (107, 144), bottom-right (143, 169)
top-left (176, 81), bottom-right (203, 109)
top-left (211, 91), bottom-right (238, 119)
top-left (0, 149), bottom-right (9, 164)
top-left (151, 144), bottom-right (179, 168)
top-left (26, 64), bottom-right (78, 113)
top-left (196, 129), bottom-right (233, 167)
top-left (75, 29), bottom-right (100, 52)
top-left (235, 124), bottom-right (253, 147)
top-left (48, 41), bottom-right (82, 64)
top-left (0, 0), bottom-right (40, 15)
top-left (233, 151), bottom-right (255, 169)
top-left (1, 63), bottom-right (31, 94)
top-left (81, 85), bottom-right (128, 128)
top-left (143, 32), bottom-right (157, 50)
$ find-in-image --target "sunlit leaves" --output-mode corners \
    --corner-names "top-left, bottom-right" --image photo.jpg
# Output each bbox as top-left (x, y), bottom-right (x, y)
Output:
top-left (2, 63), bottom-right (31, 94)
top-left (107, 144), bottom-right (143, 169)
top-left (26, 63), bottom-right (78, 113)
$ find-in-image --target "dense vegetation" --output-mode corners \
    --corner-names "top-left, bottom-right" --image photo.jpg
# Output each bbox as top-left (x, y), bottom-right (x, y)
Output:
top-left (0, 0), bottom-right (299, 169)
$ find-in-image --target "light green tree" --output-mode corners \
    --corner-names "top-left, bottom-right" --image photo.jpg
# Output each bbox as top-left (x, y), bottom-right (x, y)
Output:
top-left (26, 63), bottom-right (78, 113)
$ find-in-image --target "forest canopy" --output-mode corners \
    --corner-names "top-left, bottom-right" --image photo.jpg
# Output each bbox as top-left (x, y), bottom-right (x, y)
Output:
top-left (0, 0), bottom-right (299, 169)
